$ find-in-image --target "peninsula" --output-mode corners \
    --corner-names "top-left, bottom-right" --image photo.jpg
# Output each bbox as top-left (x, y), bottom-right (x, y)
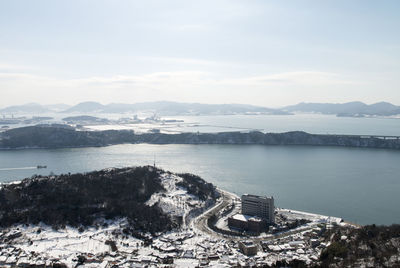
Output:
top-left (1, 125), bottom-right (400, 150)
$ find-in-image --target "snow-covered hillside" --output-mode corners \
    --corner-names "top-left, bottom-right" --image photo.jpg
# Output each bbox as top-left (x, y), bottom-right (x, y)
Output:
top-left (146, 173), bottom-right (206, 220)
top-left (0, 168), bottom-right (218, 267)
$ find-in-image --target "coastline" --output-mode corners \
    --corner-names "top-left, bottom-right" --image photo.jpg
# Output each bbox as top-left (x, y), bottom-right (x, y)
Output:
top-left (1, 125), bottom-right (400, 150)
top-left (0, 168), bottom-right (384, 267)
top-left (0, 173), bottom-right (369, 229)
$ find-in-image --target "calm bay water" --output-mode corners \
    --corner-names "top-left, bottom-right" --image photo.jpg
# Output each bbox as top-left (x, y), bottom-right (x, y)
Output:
top-left (6, 113), bottom-right (399, 135)
top-left (174, 114), bottom-right (400, 135)
top-left (1, 144), bottom-right (400, 225)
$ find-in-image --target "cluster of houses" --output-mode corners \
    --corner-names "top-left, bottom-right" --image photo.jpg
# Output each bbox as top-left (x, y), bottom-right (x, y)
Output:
top-left (0, 221), bottom-right (333, 267)
top-left (0, 190), bottom-right (346, 267)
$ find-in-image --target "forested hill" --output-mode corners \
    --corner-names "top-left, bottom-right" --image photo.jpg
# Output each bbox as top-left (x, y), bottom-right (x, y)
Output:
top-left (0, 166), bottom-right (217, 234)
top-left (320, 224), bottom-right (400, 267)
top-left (0, 125), bottom-right (133, 148)
top-left (1, 125), bottom-right (400, 150)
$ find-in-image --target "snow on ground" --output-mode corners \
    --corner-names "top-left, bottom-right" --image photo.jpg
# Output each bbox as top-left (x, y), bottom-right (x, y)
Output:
top-left (146, 173), bottom-right (205, 219)
top-left (0, 174), bottom-right (353, 267)
top-left (84, 122), bottom-right (191, 134)
top-left (215, 197), bottom-right (241, 231)
top-left (0, 172), bottom-right (215, 267)
top-left (0, 218), bottom-right (142, 267)
top-left (0, 179), bottom-right (22, 189)
top-left (277, 208), bottom-right (343, 225)
top-left (0, 205), bottom-right (344, 267)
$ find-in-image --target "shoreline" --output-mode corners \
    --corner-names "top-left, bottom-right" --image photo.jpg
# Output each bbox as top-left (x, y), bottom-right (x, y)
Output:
top-left (0, 169), bottom-right (382, 268)
top-left (193, 187), bottom-right (360, 243)
top-left (0, 177), bottom-right (372, 228)
top-left (1, 125), bottom-right (400, 150)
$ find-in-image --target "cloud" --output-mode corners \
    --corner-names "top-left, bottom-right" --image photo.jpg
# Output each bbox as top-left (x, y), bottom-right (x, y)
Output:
top-left (0, 64), bottom-right (35, 72)
top-left (71, 71), bottom-right (209, 89)
top-left (0, 70), bottom-right (359, 91)
top-left (72, 70), bottom-right (357, 89)
top-left (219, 71), bottom-right (359, 87)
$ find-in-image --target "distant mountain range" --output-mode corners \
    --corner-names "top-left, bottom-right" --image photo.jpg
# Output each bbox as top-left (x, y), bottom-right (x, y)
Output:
top-left (63, 101), bottom-right (290, 115)
top-left (283, 101), bottom-right (400, 117)
top-left (0, 101), bottom-right (289, 116)
top-left (1, 101), bottom-right (400, 117)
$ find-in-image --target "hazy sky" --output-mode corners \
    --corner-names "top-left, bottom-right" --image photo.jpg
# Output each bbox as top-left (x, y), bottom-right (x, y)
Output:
top-left (1, 0), bottom-right (400, 108)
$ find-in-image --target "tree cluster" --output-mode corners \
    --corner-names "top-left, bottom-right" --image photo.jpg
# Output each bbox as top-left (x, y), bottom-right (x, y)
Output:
top-left (2, 125), bottom-right (400, 150)
top-left (320, 224), bottom-right (400, 267)
top-left (0, 166), bottom-right (175, 234)
top-left (176, 172), bottom-right (217, 201)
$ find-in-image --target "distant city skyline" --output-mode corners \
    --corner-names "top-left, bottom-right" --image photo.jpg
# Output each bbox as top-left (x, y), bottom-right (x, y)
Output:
top-left (1, 0), bottom-right (400, 108)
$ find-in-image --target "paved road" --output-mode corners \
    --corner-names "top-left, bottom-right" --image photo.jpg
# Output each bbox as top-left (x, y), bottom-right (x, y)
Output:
top-left (192, 188), bottom-right (237, 239)
top-left (191, 189), bottom-right (329, 243)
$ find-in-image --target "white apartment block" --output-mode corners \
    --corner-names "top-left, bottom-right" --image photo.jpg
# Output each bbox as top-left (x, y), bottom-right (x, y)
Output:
top-left (241, 194), bottom-right (275, 224)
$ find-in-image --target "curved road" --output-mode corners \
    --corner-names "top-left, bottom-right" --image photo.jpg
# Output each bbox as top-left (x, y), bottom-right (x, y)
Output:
top-left (192, 188), bottom-right (334, 243)
top-left (192, 188), bottom-right (237, 239)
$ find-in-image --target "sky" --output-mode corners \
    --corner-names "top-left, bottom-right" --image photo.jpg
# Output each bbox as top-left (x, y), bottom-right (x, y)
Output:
top-left (0, 0), bottom-right (400, 108)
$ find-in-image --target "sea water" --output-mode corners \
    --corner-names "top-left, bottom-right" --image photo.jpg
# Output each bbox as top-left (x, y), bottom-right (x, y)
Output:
top-left (1, 144), bottom-right (399, 225)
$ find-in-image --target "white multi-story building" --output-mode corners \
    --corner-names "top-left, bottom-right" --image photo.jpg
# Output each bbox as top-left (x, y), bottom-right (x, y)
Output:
top-left (241, 194), bottom-right (275, 224)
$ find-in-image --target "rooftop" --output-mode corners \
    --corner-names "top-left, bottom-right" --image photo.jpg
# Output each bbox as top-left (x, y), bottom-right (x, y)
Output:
top-left (232, 214), bottom-right (263, 222)
top-left (242, 194), bottom-right (274, 200)
top-left (240, 240), bottom-right (256, 247)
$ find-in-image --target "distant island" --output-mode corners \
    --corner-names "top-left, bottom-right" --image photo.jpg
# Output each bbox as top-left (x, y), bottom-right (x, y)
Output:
top-left (0, 125), bottom-right (399, 150)
top-left (1, 100), bottom-right (400, 117)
